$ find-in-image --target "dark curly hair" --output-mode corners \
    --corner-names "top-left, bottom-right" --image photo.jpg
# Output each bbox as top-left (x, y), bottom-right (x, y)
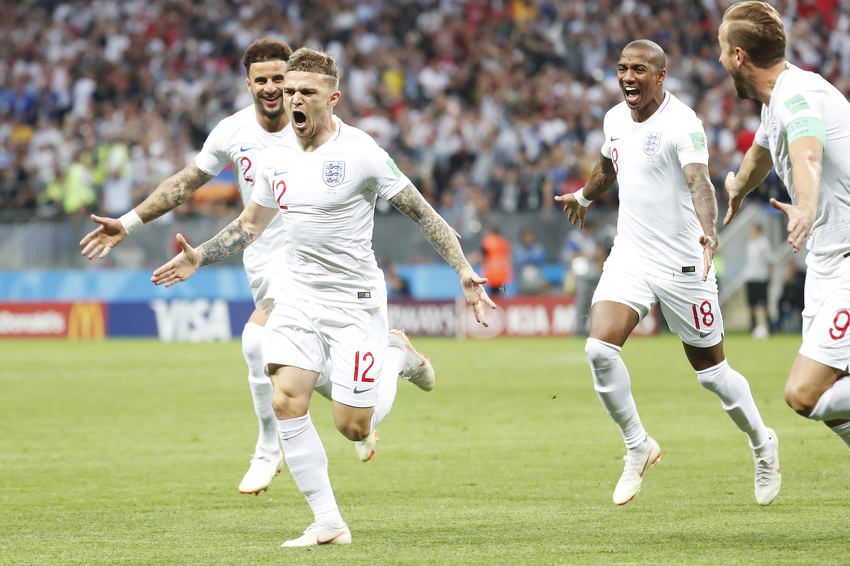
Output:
top-left (242, 38), bottom-right (293, 74)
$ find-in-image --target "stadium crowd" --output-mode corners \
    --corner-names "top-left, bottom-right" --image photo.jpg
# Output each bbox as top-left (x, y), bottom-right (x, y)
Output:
top-left (0, 0), bottom-right (842, 226)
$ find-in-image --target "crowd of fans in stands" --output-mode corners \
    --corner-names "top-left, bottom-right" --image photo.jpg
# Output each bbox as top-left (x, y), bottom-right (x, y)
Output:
top-left (0, 0), bottom-right (842, 226)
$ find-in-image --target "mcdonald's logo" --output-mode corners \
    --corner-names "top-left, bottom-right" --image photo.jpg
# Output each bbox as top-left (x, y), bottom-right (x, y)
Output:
top-left (67, 302), bottom-right (105, 340)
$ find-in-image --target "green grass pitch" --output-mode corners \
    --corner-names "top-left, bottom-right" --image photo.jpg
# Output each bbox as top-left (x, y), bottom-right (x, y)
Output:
top-left (1, 334), bottom-right (848, 565)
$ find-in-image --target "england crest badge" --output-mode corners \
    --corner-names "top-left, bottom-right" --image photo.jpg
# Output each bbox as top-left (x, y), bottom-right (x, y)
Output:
top-left (643, 132), bottom-right (662, 156)
top-left (323, 161), bottom-right (345, 187)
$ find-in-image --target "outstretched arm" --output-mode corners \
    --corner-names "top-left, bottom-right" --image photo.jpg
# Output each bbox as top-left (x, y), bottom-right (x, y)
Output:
top-left (80, 161), bottom-right (214, 259)
top-left (151, 201), bottom-right (277, 287)
top-left (389, 184), bottom-right (496, 326)
top-left (554, 155), bottom-right (617, 228)
top-left (723, 143), bottom-right (773, 225)
top-left (771, 136), bottom-right (822, 253)
top-left (683, 163), bottom-right (718, 282)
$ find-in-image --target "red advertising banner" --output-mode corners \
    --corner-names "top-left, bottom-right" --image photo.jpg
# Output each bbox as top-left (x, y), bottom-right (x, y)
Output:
top-left (456, 296), bottom-right (658, 339)
top-left (0, 302), bottom-right (107, 339)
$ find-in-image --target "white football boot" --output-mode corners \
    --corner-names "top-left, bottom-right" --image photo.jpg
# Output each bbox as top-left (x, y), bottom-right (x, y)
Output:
top-left (281, 522), bottom-right (352, 547)
top-left (753, 428), bottom-right (781, 506)
top-left (238, 447), bottom-right (283, 494)
top-left (613, 436), bottom-right (662, 505)
top-left (355, 429), bottom-right (379, 462)
top-left (389, 329), bottom-right (435, 391)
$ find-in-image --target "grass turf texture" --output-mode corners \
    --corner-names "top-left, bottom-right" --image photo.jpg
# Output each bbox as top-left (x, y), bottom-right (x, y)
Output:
top-left (1, 334), bottom-right (847, 565)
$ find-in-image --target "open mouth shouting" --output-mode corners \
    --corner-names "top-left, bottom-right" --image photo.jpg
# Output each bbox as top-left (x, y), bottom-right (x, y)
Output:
top-left (624, 86), bottom-right (640, 106)
top-left (291, 110), bottom-right (307, 131)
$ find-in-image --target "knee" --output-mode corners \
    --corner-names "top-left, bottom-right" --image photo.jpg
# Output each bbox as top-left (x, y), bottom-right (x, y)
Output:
top-left (271, 389), bottom-right (308, 420)
top-left (585, 338), bottom-right (619, 368)
top-left (336, 420), bottom-right (371, 442)
top-left (784, 381), bottom-right (818, 417)
top-left (695, 362), bottom-right (725, 392)
top-left (242, 323), bottom-right (264, 363)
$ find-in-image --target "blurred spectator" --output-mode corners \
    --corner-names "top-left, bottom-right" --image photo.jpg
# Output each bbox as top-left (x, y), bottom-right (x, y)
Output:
top-left (744, 223), bottom-right (773, 336)
top-left (776, 260), bottom-right (806, 334)
top-left (384, 261), bottom-right (411, 299)
top-left (480, 224), bottom-right (513, 297)
top-left (514, 226), bottom-right (548, 294)
top-left (0, 0), bottom-right (845, 238)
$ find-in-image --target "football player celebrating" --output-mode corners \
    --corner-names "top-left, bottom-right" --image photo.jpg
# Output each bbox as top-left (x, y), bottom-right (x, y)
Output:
top-left (152, 47), bottom-right (495, 547)
top-left (80, 38), bottom-right (436, 496)
top-left (721, 3), bottom-right (850, 456)
top-left (557, 40), bottom-right (780, 507)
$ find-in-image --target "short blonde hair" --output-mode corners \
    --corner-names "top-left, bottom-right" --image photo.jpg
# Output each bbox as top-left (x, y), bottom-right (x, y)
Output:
top-left (722, 1), bottom-right (786, 69)
top-left (286, 47), bottom-right (340, 91)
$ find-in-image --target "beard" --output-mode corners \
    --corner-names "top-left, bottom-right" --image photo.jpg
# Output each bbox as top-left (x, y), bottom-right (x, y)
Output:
top-left (729, 69), bottom-right (751, 100)
top-left (255, 95), bottom-right (284, 119)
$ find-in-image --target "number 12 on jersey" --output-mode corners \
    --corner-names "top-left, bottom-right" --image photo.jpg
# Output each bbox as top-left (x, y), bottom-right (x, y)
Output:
top-left (353, 351), bottom-right (375, 382)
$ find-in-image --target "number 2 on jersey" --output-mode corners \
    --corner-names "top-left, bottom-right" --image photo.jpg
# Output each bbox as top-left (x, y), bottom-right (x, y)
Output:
top-left (692, 301), bottom-right (714, 330)
top-left (239, 156), bottom-right (253, 182)
top-left (353, 351), bottom-right (375, 383)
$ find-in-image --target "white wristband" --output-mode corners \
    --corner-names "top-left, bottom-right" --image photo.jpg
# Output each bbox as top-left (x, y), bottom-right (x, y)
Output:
top-left (573, 190), bottom-right (593, 208)
top-left (118, 210), bottom-right (143, 234)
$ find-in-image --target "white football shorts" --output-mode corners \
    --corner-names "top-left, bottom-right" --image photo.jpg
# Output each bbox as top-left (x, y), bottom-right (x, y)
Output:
top-left (244, 258), bottom-right (284, 306)
top-left (592, 251), bottom-right (724, 348)
top-left (262, 293), bottom-right (389, 408)
top-left (799, 267), bottom-right (850, 372)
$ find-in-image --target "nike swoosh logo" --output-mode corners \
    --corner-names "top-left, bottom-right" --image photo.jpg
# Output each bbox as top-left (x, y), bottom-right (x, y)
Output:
top-left (610, 137), bottom-right (620, 142)
top-left (317, 532), bottom-right (345, 545)
top-left (239, 146), bottom-right (255, 152)
top-left (699, 330), bottom-right (713, 338)
top-left (274, 170), bottom-right (287, 176)
top-left (353, 387), bottom-right (370, 394)
top-left (638, 452), bottom-right (652, 477)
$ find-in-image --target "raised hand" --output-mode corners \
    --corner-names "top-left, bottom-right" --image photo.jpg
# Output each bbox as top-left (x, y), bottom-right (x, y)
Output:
top-left (79, 215), bottom-right (127, 259)
top-left (151, 234), bottom-right (201, 287)
top-left (770, 198), bottom-right (814, 253)
top-left (723, 172), bottom-right (746, 226)
top-left (459, 269), bottom-right (497, 327)
top-left (554, 192), bottom-right (587, 229)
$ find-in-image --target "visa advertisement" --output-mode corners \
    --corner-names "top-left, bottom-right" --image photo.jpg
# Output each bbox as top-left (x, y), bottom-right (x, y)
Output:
top-left (0, 298), bottom-right (656, 341)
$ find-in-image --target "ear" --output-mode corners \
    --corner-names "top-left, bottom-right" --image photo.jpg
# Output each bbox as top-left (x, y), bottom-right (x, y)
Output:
top-left (328, 90), bottom-right (341, 109)
top-left (734, 46), bottom-right (747, 68)
top-left (246, 76), bottom-right (251, 91)
top-left (657, 67), bottom-right (666, 85)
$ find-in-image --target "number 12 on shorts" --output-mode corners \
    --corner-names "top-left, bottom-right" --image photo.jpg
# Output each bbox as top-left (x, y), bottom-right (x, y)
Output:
top-left (692, 301), bottom-right (714, 330)
top-left (353, 351), bottom-right (375, 382)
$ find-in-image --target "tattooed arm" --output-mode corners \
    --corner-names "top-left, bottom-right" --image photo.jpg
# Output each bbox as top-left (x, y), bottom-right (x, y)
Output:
top-left (554, 155), bottom-right (617, 229)
top-left (151, 201), bottom-right (277, 287)
top-left (683, 162), bottom-right (719, 282)
top-left (81, 161), bottom-right (215, 259)
top-left (389, 184), bottom-right (497, 326)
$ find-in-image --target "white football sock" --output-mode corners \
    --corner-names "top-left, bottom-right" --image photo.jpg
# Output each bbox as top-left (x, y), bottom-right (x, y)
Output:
top-left (277, 413), bottom-right (344, 528)
top-left (585, 338), bottom-right (647, 452)
top-left (696, 360), bottom-right (770, 450)
top-left (808, 378), bottom-right (850, 420)
top-left (369, 346), bottom-right (405, 432)
top-left (828, 421), bottom-right (850, 451)
top-left (242, 322), bottom-right (278, 453)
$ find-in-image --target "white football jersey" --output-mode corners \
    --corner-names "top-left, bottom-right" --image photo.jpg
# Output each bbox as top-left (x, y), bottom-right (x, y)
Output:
top-left (755, 64), bottom-right (850, 277)
top-left (601, 91), bottom-right (710, 274)
top-left (252, 117), bottom-right (410, 308)
top-left (193, 105), bottom-right (291, 273)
